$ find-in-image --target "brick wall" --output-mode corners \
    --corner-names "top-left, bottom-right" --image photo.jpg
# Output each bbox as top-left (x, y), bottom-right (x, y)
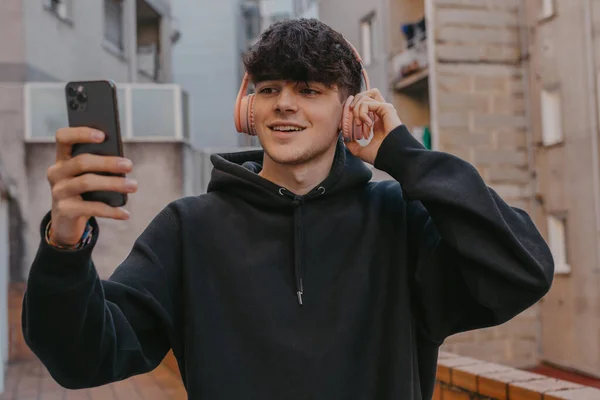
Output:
top-left (435, 352), bottom-right (600, 399)
top-left (431, 0), bottom-right (539, 368)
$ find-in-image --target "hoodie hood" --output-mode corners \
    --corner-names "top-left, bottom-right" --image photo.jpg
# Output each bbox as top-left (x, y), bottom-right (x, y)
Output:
top-left (207, 135), bottom-right (373, 207)
top-left (207, 135), bottom-right (372, 305)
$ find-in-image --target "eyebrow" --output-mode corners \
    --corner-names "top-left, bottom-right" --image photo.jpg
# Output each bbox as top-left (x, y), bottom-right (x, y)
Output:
top-left (253, 80), bottom-right (335, 93)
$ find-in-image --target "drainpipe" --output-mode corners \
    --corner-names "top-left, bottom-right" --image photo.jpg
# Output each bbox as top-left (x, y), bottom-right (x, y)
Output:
top-left (517, 0), bottom-right (536, 239)
top-left (583, 0), bottom-right (600, 272)
top-left (517, 0), bottom-right (546, 361)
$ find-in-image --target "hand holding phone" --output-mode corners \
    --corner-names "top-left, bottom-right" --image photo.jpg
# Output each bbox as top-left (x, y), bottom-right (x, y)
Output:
top-left (44, 80), bottom-right (136, 247)
top-left (47, 127), bottom-right (137, 246)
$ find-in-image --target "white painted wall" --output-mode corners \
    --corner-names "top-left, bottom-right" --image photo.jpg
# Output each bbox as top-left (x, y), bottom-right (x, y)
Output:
top-left (171, 0), bottom-right (242, 148)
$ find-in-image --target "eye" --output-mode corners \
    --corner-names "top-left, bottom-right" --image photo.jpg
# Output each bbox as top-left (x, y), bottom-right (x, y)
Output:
top-left (301, 88), bottom-right (320, 95)
top-left (258, 87), bottom-right (277, 94)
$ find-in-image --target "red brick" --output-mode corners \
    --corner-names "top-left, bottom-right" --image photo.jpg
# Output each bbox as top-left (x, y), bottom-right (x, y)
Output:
top-left (432, 383), bottom-right (442, 400)
top-left (452, 362), bottom-right (513, 392)
top-left (508, 378), bottom-right (582, 399)
top-left (438, 364), bottom-right (452, 384)
top-left (451, 368), bottom-right (478, 393)
top-left (442, 387), bottom-right (471, 400)
top-left (478, 369), bottom-right (545, 400)
top-left (544, 387), bottom-right (600, 400)
top-left (437, 355), bottom-right (484, 384)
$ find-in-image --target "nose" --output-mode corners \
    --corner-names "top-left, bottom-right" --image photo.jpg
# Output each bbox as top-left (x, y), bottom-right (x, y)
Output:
top-left (274, 86), bottom-right (298, 113)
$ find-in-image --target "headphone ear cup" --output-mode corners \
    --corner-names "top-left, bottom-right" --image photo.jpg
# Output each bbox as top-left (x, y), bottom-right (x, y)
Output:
top-left (248, 94), bottom-right (256, 136)
top-left (239, 95), bottom-right (250, 134)
top-left (239, 94), bottom-right (257, 135)
top-left (341, 96), bottom-right (354, 141)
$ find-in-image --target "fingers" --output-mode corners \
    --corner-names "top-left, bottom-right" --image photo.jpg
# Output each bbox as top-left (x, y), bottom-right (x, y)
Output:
top-left (348, 88), bottom-right (391, 131)
top-left (55, 127), bottom-right (105, 161)
top-left (348, 88), bottom-right (386, 110)
top-left (54, 197), bottom-right (131, 220)
top-left (51, 174), bottom-right (138, 201)
top-left (47, 153), bottom-right (133, 185)
top-left (352, 97), bottom-right (379, 133)
top-left (50, 127), bottom-right (134, 227)
top-left (350, 93), bottom-right (400, 137)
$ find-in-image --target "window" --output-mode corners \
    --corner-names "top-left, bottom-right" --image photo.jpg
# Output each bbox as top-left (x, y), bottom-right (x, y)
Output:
top-left (539, 0), bottom-right (556, 21)
top-left (540, 88), bottom-right (563, 146)
top-left (241, 3), bottom-right (261, 44)
top-left (44, 0), bottom-right (71, 21)
top-left (104, 0), bottom-right (124, 52)
top-left (547, 214), bottom-right (570, 274)
top-left (360, 13), bottom-right (375, 67)
top-left (136, 1), bottom-right (162, 81)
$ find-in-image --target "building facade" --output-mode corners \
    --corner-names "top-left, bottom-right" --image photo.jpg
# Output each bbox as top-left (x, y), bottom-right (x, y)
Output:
top-left (1, 0), bottom-right (182, 275)
top-left (525, 0), bottom-right (600, 379)
top-left (171, 0), bottom-right (243, 148)
top-left (319, 0), bottom-right (600, 378)
top-left (0, 1), bottom-right (209, 384)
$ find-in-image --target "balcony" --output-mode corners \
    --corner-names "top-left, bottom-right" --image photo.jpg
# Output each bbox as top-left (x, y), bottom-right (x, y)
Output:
top-left (137, 0), bottom-right (163, 81)
top-left (23, 83), bottom-right (189, 142)
top-left (389, 18), bottom-right (429, 96)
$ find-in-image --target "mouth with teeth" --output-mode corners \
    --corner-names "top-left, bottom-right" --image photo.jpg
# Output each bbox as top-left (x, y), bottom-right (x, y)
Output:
top-left (269, 125), bottom-right (306, 132)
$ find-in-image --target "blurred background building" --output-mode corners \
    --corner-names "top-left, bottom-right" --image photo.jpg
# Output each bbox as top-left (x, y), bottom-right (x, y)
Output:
top-left (0, 1), bottom-right (193, 393)
top-left (319, 0), bottom-right (600, 383)
top-left (0, 0), bottom-right (599, 397)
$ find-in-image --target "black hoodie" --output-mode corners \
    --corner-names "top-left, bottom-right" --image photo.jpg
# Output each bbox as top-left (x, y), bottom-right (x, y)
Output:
top-left (22, 125), bottom-right (554, 399)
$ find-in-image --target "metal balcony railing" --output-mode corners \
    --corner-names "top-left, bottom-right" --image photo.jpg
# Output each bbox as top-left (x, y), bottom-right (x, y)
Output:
top-left (24, 83), bottom-right (189, 142)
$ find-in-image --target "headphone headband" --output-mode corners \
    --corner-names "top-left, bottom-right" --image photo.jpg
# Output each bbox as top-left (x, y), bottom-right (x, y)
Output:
top-left (234, 38), bottom-right (370, 134)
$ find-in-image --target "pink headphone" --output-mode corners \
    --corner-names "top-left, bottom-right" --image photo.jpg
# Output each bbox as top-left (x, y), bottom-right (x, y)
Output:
top-left (234, 38), bottom-right (372, 141)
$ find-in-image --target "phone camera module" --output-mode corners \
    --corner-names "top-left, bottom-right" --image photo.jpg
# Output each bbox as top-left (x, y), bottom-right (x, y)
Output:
top-left (69, 100), bottom-right (79, 110)
top-left (77, 93), bottom-right (88, 103)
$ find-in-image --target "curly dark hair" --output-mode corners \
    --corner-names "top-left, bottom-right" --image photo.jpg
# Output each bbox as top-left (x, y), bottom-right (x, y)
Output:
top-left (243, 18), bottom-right (363, 101)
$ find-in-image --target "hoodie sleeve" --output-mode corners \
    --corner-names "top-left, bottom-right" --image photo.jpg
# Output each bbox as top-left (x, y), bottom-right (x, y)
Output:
top-left (373, 125), bottom-right (554, 344)
top-left (22, 205), bottom-right (182, 389)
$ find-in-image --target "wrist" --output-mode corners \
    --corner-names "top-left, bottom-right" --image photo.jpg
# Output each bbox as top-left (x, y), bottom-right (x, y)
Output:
top-left (45, 220), bottom-right (94, 250)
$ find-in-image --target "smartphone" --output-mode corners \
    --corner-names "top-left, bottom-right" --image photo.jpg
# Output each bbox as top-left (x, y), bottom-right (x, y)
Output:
top-left (65, 80), bottom-right (127, 207)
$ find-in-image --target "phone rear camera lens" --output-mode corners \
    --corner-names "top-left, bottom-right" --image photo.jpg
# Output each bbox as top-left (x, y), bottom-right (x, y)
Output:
top-left (69, 100), bottom-right (78, 110)
top-left (77, 93), bottom-right (88, 103)
top-left (67, 87), bottom-right (77, 97)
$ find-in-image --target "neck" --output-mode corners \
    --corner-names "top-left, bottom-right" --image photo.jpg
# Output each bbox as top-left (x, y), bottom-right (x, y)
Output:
top-left (259, 144), bottom-right (337, 196)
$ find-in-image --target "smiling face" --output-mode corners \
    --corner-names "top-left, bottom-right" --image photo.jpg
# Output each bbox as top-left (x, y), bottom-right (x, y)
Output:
top-left (253, 80), bottom-right (345, 166)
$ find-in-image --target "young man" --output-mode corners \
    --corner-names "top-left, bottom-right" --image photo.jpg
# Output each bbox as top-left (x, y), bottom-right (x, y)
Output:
top-left (23, 19), bottom-right (554, 399)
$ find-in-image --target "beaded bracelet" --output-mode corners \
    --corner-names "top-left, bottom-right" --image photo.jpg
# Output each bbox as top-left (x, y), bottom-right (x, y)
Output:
top-left (45, 220), bottom-right (94, 250)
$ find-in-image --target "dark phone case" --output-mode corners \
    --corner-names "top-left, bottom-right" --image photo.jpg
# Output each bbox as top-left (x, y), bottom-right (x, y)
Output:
top-left (65, 80), bottom-right (127, 207)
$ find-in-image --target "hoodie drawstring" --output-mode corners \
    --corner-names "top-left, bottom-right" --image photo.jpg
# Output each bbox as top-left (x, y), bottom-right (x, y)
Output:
top-left (279, 186), bottom-right (325, 306)
top-left (292, 196), bottom-right (304, 305)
